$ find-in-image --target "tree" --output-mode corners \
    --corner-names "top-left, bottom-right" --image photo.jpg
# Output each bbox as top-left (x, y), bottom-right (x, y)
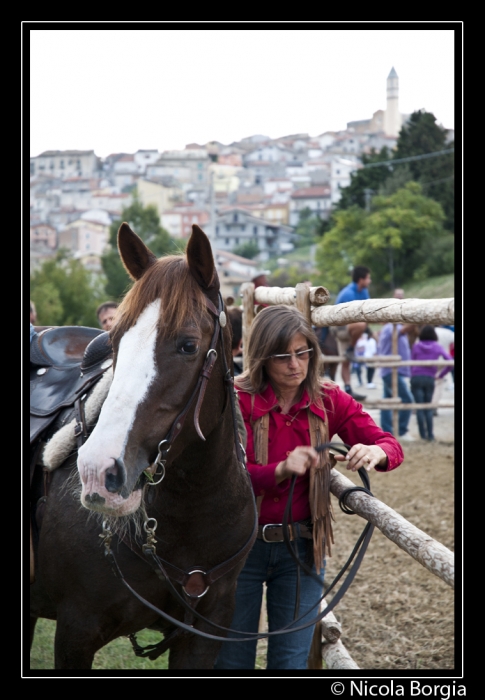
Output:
top-left (293, 207), bottom-right (321, 248)
top-left (315, 182), bottom-right (452, 297)
top-left (101, 192), bottom-right (175, 301)
top-left (233, 241), bottom-right (260, 259)
top-left (392, 111), bottom-right (454, 231)
top-left (335, 147), bottom-right (393, 211)
top-left (30, 249), bottom-right (106, 327)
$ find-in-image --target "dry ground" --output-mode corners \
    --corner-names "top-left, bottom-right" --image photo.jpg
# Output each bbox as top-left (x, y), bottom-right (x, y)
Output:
top-left (323, 437), bottom-right (456, 671)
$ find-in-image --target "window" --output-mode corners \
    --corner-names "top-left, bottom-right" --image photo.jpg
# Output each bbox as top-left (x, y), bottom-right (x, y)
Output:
top-left (60, 160), bottom-right (64, 169)
top-left (225, 238), bottom-right (229, 245)
top-left (233, 214), bottom-right (238, 223)
top-left (216, 226), bottom-right (219, 235)
top-left (253, 226), bottom-right (258, 236)
top-left (241, 225), bottom-right (245, 231)
top-left (235, 238), bottom-right (239, 245)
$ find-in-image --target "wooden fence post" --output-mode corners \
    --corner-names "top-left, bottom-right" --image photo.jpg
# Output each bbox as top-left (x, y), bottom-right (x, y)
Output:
top-left (241, 282), bottom-right (255, 372)
top-left (391, 324), bottom-right (399, 436)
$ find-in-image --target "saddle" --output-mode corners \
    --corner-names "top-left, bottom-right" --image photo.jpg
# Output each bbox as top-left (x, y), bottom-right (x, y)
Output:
top-left (30, 326), bottom-right (113, 445)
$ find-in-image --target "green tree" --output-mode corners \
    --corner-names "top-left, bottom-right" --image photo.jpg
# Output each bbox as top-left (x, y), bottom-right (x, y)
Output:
top-left (102, 191), bottom-right (174, 300)
top-left (315, 182), bottom-right (452, 297)
top-left (293, 207), bottom-right (321, 248)
top-left (233, 241), bottom-right (260, 259)
top-left (335, 147), bottom-right (393, 211)
top-left (392, 110), bottom-right (454, 231)
top-left (30, 249), bottom-right (105, 327)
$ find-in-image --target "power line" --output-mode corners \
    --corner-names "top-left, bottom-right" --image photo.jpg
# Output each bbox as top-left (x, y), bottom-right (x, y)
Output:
top-left (363, 148), bottom-right (454, 168)
top-left (420, 175), bottom-right (455, 188)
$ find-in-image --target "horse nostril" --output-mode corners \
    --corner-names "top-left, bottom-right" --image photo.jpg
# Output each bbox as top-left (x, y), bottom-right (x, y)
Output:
top-left (105, 458), bottom-right (125, 493)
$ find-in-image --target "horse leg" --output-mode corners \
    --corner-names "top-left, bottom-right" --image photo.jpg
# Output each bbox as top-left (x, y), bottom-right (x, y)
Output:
top-left (53, 610), bottom-right (101, 669)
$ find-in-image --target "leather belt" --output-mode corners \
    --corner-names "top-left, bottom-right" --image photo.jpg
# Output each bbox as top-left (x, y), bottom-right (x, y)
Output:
top-left (256, 521), bottom-right (313, 543)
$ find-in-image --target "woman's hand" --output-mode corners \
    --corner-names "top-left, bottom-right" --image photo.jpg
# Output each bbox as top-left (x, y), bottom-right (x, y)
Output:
top-left (333, 443), bottom-right (387, 472)
top-left (275, 446), bottom-right (319, 484)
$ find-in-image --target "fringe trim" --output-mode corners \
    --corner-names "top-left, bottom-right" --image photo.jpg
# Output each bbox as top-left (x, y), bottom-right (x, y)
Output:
top-left (308, 410), bottom-right (334, 573)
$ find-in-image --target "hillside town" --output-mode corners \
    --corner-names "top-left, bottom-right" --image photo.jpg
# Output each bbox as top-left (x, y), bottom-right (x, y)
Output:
top-left (29, 68), bottom-right (453, 299)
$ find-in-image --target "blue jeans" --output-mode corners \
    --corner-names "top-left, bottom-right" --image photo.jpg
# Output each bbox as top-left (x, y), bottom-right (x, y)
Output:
top-left (410, 375), bottom-right (435, 439)
top-left (214, 536), bottom-right (325, 670)
top-left (380, 373), bottom-right (414, 436)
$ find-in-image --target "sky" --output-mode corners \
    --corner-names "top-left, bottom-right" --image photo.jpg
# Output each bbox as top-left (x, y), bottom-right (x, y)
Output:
top-left (27, 24), bottom-right (459, 159)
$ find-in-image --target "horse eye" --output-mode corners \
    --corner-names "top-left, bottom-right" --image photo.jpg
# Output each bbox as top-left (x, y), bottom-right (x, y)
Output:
top-left (178, 340), bottom-right (199, 355)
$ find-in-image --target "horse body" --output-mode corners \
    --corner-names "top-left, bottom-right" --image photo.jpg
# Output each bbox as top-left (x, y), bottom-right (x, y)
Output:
top-left (30, 224), bottom-right (256, 670)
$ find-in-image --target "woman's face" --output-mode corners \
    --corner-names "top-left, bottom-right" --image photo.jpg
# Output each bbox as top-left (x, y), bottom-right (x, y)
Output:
top-left (264, 332), bottom-right (311, 395)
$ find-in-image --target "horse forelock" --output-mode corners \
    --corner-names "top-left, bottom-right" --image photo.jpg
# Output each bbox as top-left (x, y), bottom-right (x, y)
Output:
top-left (111, 255), bottom-right (211, 345)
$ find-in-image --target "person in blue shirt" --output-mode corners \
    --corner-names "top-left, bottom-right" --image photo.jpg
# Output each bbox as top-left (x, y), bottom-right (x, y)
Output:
top-left (377, 322), bottom-right (415, 441)
top-left (331, 265), bottom-right (372, 401)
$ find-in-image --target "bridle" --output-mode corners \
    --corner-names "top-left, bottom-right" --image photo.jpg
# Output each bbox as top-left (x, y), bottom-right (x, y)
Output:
top-left (99, 292), bottom-right (375, 659)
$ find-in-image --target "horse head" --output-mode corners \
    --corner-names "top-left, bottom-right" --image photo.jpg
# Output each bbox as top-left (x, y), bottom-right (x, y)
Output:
top-left (77, 222), bottom-right (232, 517)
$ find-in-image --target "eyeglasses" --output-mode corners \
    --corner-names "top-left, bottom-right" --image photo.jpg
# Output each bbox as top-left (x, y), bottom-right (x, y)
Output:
top-left (266, 348), bottom-right (313, 364)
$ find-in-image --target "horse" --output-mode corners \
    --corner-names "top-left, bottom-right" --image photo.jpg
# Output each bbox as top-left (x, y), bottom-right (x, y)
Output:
top-left (29, 222), bottom-right (257, 670)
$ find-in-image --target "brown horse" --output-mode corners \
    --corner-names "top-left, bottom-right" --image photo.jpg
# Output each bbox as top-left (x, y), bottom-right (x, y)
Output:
top-left (30, 223), bottom-right (257, 670)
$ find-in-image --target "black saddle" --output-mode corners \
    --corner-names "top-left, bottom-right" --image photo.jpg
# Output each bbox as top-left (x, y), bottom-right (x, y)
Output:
top-left (30, 326), bottom-right (113, 444)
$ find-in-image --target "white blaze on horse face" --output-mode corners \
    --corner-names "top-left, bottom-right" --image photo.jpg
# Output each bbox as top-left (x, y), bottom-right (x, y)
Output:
top-left (77, 300), bottom-right (160, 512)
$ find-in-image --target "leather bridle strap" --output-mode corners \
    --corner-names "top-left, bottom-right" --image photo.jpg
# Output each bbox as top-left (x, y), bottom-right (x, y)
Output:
top-left (159, 295), bottom-right (222, 451)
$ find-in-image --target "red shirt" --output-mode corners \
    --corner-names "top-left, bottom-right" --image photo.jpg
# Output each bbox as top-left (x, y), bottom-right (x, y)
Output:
top-left (236, 382), bottom-right (403, 525)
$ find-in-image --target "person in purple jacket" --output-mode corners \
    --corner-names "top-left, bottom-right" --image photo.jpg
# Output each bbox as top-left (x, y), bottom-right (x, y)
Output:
top-left (410, 325), bottom-right (453, 441)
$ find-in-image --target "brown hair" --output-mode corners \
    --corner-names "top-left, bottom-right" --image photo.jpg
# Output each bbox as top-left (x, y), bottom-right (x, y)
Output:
top-left (235, 305), bottom-right (330, 407)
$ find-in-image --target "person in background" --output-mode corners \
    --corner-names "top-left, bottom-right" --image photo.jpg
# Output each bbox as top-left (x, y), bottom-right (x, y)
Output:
top-left (352, 331), bottom-right (368, 387)
top-left (96, 301), bottom-right (119, 331)
top-left (227, 306), bottom-right (243, 377)
top-left (363, 326), bottom-right (378, 389)
top-left (410, 325), bottom-right (453, 442)
top-left (377, 322), bottom-right (415, 441)
top-left (215, 305), bottom-right (403, 670)
top-left (331, 265), bottom-right (372, 401)
top-left (393, 288), bottom-right (405, 300)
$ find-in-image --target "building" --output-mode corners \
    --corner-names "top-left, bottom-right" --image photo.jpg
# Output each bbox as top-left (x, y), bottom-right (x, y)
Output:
top-left (213, 207), bottom-right (293, 261)
top-left (289, 186), bottom-right (332, 226)
top-left (30, 150), bottom-right (101, 179)
top-left (161, 205), bottom-right (209, 239)
top-left (30, 223), bottom-right (57, 249)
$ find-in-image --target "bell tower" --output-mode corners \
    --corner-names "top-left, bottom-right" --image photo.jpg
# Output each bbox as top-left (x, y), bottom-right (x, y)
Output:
top-left (384, 67), bottom-right (402, 137)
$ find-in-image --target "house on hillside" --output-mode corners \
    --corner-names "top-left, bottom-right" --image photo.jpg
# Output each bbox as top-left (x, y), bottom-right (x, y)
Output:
top-left (213, 207), bottom-right (294, 261)
top-left (289, 186), bottom-right (332, 226)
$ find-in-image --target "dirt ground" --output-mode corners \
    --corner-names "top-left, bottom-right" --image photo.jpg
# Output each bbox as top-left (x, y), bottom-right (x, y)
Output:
top-left (323, 436), bottom-right (455, 672)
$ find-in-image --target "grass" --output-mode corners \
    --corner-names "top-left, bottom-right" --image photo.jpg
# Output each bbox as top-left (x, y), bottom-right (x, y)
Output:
top-left (29, 618), bottom-right (170, 671)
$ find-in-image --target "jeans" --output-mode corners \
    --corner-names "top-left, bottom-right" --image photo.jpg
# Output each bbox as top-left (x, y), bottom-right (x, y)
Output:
top-left (410, 375), bottom-right (435, 439)
top-left (380, 373), bottom-right (414, 436)
top-left (214, 536), bottom-right (325, 670)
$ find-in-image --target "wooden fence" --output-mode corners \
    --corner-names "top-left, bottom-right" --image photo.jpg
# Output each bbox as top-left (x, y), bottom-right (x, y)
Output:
top-left (240, 282), bottom-right (455, 437)
top-left (240, 282), bottom-right (455, 669)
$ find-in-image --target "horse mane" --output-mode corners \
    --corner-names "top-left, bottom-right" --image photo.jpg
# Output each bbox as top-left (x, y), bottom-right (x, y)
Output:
top-left (111, 254), bottom-right (211, 344)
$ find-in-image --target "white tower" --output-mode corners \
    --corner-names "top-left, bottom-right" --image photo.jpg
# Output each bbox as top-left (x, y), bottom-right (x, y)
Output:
top-left (384, 67), bottom-right (402, 138)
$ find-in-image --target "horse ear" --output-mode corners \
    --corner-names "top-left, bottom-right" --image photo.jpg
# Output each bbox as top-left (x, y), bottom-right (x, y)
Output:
top-left (186, 225), bottom-right (220, 294)
top-left (117, 222), bottom-right (158, 281)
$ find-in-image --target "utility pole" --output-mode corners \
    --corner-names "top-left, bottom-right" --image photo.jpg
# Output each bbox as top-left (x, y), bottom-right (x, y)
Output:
top-left (364, 188), bottom-right (373, 212)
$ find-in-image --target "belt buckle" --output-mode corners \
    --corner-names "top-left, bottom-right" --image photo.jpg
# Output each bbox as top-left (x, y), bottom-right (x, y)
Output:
top-left (262, 523), bottom-right (281, 543)
top-left (262, 523), bottom-right (294, 542)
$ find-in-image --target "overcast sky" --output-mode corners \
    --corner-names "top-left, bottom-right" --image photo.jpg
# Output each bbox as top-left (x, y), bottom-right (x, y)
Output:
top-left (28, 25), bottom-right (459, 159)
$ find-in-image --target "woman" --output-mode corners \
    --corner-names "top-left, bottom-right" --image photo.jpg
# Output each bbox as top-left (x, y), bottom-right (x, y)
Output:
top-left (410, 325), bottom-right (453, 441)
top-left (215, 305), bottom-right (404, 670)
